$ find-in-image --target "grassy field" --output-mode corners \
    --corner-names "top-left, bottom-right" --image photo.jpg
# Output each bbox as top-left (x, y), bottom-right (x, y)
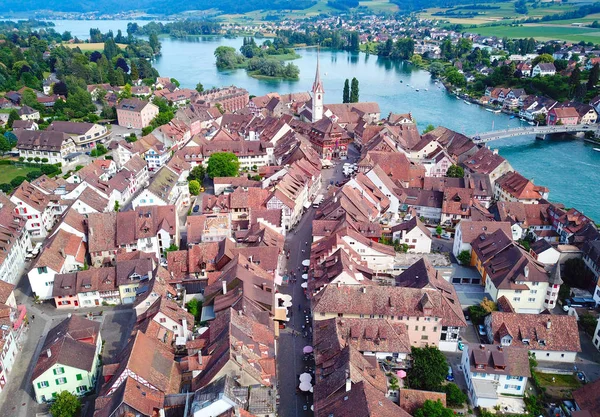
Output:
top-left (359, 0), bottom-right (398, 13)
top-left (0, 165), bottom-right (38, 184)
top-left (535, 372), bottom-right (581, 388)
top-left (63, 42), bottom-right (127, 51)
top-left (471, 24), bottom-right (600, 43)
top-left (419, 0), bottom-right (586, 25)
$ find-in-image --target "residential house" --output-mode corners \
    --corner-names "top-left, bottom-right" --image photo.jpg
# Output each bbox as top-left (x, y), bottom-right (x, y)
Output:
top-left (572, 378), bottom-right (600, 417)
top-left (582, 241), bottom-right (600, 303)
top-left (116, 258), bottom-right (155, 304)
top-left (46, 121), bottom-right (110, 149)
top-left (187, 214), bottom-right (231, 245)
top-left (27, 229), bottom-right (86, 300)
top-left (461, 343), bottom-right (530, 409)
top-left (18, 105), bottom-right (40, 121)
top-left (311, 283), bottom-right (467, 352)
top-left (193, 86), bottom-right (249, 112)
top-left (87, 206), bottom-right (178, 267)
top-left (16, 130), bottom-right (76, 165)
top-left (0, 194), bottom-right (31, 284)
top-left (463, 147), bottom-right (513, 183)
top-left (532, 63), bottom-right (556, 77)
top-left (191, 307), bottom-right (276, 391)
top-left (485, 312), bottom-right (581, 362)
top-left (132, 166), bottom-right (188, 211)
top-left (93, 330), bottom-right (181, 417)
top-left (53, 267), bottom-right (120, 308)
top-left (494, 171), bottom-right (549, 204)
top-left (547, 107), bottom-right (579, 125)
top-left (32, 315), bottom-right (102, 403)
top-left (391, 217), bottom-right (432, 253)
top-left (0, 280), bottom-right (27, 393)
top-left (529, 239), bottom-right (560, 265)
top-left (470, 228), bottom-right (560, 313)
top-left (307, 117), bottom-right (351, 160)
top-left (491, 201), bottom-right (555, 241)
top-left (116, 98), bottom-right (159, 129)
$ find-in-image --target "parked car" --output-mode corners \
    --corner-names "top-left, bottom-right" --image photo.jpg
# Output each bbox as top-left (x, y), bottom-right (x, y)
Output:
top-left (446, 366), bottom-right (455, 381)
top-left (441, 233), bottom-right (452, 240)
top-left (192, 205), bottom-right (200, 213)
top-left (478, 324), bottom-right (486, 336)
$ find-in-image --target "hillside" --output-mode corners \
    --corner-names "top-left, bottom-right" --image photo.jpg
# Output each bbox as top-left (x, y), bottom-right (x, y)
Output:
top-left (0, 0), bottom-right (318, 15)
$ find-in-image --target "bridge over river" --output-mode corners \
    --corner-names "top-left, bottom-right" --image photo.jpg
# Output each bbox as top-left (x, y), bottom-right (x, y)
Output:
top-left (471, 124), bottom-right (600, 144)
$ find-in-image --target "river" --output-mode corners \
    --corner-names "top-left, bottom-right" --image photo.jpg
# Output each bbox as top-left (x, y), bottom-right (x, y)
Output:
top-left (50, 20), bottom-right (600, 220)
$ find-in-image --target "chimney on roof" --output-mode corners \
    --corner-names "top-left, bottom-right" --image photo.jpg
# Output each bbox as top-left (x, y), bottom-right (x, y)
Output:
top-left (59, 248), bottom-right (65, 258)
top-left (546, 319), bottom-right (551, 329)
top-left (198, 350), bottom-right (202, 365)
top-left (493, 149), bottom-right (499, 155)
top-left (222, 280), bottom-right (227, 295)
top-left (148, 270), bottom-right (153, 280)
top-left (345, 375), bottom-right (351, 392)
top-left (362, 287), bottom-right (366, 294)
top-left (46, 349), bottom-right (52, 358)
top-left (479, 344), bottom-right (485, 350)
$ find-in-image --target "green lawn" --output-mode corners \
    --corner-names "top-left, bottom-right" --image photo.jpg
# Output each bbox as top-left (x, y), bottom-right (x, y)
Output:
top-left (535, 372), bottom-right (581, 389)
top-left (471, 24), bottom-right (600, 43)
top-left (0, 164), bottom-right (38, 184)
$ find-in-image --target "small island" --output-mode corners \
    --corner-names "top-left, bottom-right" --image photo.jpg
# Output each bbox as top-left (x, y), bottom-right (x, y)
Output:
top-left (214, 38), bottom-right (300, 80)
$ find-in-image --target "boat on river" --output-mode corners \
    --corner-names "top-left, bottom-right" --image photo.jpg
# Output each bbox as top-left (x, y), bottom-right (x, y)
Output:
top-left (415, 89), bottom-right (419, 92)
top-left (463, 100), bottom-right (471, 105)
top-left (486, 109), bottom-right (501, 114)
top-left (594, 148), bottom-right (600, 152)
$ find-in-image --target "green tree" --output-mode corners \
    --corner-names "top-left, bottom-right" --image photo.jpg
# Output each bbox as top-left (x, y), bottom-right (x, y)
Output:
top-left (446, 165), bottom-right (464, 178)
top-left (185, 298), bottom-right (203, 324)
top-left (49, 390), bottom-right (81, 417)
top-left (207, 152), bottom-right (240, 179)
top-left (120, 83), bottom-right (132, 99)
top-left (350, 77), bottom-right (359, 103)
top-left (532, 53), bottom-right (554, 66)
top-left (130, 61), bottom-right (140, 81)
top-left (580, 313), bottom-right (598, 336)
top-left (407, 346), bottom-right (448, 391)
top-left (189, 179), bottom-right (201, 196)
top-left (343, 79), bottom-right (350, 103)
top-left (114, 200), bottom-right (120, 212)
top-left (443, 383), bottom-right (467, 407)
top-left (414, 400), bottom-right (454, 417)
top-left (0, 135), bottom-right (11, 153)
top-left (423, 124), bottom-right (435, 134)
top-left (7, 110), bottom-right (20, 128)
top-left (429, 62), bottom-right (446, 78)
top-left (456, 250), bottom-right (471, 265)
top-left (149, 33), bottom-right (161, 54)
top-left (195, 82), bottom-right (204, 93)
top-left (188, 165), bottom-right (206, 182)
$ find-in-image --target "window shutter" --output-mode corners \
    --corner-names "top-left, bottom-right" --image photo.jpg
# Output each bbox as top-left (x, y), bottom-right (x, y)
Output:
top-left (55, 379), bottom-right (59, 385)
top-left (76, 374), bottom-right (82, 381)
top-left (37, 382), bottom-right (41, 389)
top-left (52, 369), bottom-right (56, 375)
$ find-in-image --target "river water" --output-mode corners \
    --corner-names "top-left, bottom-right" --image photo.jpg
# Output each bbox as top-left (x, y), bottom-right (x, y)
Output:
top-left (50, 20), bottom-right (600, 220)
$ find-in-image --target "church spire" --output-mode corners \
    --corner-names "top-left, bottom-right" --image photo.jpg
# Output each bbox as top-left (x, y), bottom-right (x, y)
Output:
top-left (312, 47), bottom-right (324, 94)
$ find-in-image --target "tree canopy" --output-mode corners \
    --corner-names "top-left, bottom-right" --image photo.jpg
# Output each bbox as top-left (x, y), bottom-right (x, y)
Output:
top-left (407, 346), bottom-right (448, 391)
top-left (446, 165), bottom-right (464, 178)
top-left (414, 400), bottom-right (454, 417)
top-left (49, 391), bottom-right (81, 417)
top-left (207, 152), bottom-right (240, 179)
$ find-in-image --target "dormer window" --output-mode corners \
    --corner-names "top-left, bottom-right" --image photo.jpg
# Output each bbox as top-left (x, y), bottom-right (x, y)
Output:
top-left (522, 338), bottom-right (530, 345)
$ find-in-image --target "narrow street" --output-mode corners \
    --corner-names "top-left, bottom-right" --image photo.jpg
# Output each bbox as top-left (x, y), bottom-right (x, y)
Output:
top-left (276, 150), bottom-right (358, 417)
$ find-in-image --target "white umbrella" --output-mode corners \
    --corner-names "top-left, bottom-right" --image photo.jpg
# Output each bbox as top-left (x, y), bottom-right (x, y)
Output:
top-left (302, 259), bottom-right (310, 267)
top-left (302, 274), bottom-right (308, 280)
top-left (299, 373), bottom-right (312, 382)
top-left (309, 386), bottom-right (313, 393)
top-left (299, 381), bottom-right (312, 391)
top-left (303, 346), bottom-right (313, 354)
top-left (283, 301), bottom-right (292, 308)
top-left (301, 282), bottom-right (308, 288)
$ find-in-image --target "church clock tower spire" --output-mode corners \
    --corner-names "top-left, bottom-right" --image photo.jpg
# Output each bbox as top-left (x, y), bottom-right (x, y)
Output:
top-left (312, 48), bottom-right (324, 122)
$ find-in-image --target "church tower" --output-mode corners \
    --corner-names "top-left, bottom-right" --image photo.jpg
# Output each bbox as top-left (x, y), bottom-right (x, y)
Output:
top-left (311, 51), bottom-right (324, 122)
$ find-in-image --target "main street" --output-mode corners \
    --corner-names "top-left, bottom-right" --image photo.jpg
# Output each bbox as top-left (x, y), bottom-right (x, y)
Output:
top-left (276, 147), bottom-right (359, 417)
